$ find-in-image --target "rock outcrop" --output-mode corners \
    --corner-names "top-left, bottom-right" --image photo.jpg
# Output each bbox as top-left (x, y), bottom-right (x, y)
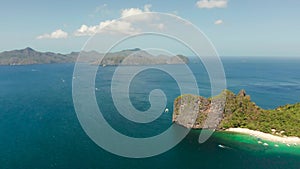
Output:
top-left (173, 89), bottom-right (300, 137)
top-left (172, 90), bottom-right (253, 129)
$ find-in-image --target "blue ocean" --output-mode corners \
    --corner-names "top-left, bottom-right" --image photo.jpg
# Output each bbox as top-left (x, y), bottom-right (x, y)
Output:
top-left (0, 57), bottom-right (300, 169)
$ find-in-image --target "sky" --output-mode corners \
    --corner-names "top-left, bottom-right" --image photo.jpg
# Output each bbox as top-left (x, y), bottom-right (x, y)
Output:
top-left (0, 0), bottom-right (300, 57)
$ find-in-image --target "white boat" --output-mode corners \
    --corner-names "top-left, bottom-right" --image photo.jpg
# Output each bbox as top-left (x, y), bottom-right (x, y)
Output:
top-left (218, 144), bottom-right (226, 149)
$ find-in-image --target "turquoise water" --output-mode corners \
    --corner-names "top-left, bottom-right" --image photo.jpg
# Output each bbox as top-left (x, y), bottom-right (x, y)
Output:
top-left (214, 131), bottom-right (300, 156)
top-left (1, 57), bottom-right (300, 168)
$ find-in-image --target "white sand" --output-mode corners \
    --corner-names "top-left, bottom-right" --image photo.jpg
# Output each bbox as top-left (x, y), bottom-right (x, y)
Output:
top-left (226, 128), bottom-right (300, 144)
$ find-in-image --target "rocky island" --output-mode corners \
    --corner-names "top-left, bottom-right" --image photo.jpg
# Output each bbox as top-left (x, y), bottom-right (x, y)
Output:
top-left (173, 90), bottom-right (300, 144)
top-left (0, 47), bottom-right (189, 66)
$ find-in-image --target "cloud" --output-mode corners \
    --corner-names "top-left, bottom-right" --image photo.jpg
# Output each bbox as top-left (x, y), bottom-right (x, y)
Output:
top-left (75, 24), bottom-right (97, 36)
top-left (121, 8), bottom-right (143, 18)
top-left (74, 20), bottom-right (139, 36)
top-left (214, 19), bottom-right (223, 25)
top-left (156, 23), bottom-right (164, 30)
top-left (37, 29), bottom-right (68, 39)
top-left (89, 4), bottom-right (111, 18)
top-left (75, 4), bottom-right (162, 36)
top-left (196, 0), bottom-right (227, 9)
top-left (120, 4), bottom-right (154, 23)
top-left (144, 4), bottom-right (152, 12)
top-left (121, 4), bottom-right (152, 18)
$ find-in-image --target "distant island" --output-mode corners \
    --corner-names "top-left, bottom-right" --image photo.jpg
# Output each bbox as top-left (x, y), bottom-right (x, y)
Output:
top-left (0, 47), bottom-right (189, 66)
top-left (173, 90), bottom-right (300, 144)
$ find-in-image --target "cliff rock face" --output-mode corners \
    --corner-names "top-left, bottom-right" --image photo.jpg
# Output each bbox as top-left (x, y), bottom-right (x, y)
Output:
top-left (172, 90), bottom-right (254, 129)
top-left (173, 89), bottom-right (300, 137)
top-left (172, 95), bottom-right (209, 128)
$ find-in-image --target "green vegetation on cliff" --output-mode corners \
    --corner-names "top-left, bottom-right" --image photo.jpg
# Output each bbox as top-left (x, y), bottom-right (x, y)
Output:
top-left (173, 90), bottom-right (300, 137)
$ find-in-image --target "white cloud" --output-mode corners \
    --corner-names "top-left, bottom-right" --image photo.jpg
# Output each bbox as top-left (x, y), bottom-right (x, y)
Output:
top-left (74, 20), bottom-right (139, 36)
top-left (156, 23), bottom-right (164, 30)
top-left (144, 4), bottom-right (152, 12)
top-left (121, 4), bottom-right (152, 18)
top-left (149, 23), bottom-right (165, 30)
top-left (214, 19), bottom-right (223, 25)
top-left (120, 4), bottom-right (154, 22)
top-left (75, 4), bottom-right (162, 36)
top-left (75, 24), bottom-right (96, 36)
top-left (121, 8), bottom-right (143, 18)
top-left (37, 29), bottom-right (68, 39)
top-left (89, 4), bottom-right (111, 18)
top-left (196, 0), bottom-right (227, 9)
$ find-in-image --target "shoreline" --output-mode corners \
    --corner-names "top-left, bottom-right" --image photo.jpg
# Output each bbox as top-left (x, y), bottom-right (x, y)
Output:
top-left (225, 128), bottom-right (300, 145)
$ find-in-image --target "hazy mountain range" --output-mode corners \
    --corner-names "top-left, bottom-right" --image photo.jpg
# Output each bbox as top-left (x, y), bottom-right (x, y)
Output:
top-left (0, 47), bottom-right (189, 66)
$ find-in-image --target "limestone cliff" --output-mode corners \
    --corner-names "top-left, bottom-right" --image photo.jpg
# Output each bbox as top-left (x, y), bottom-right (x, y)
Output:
top-left (172, 89), bottom-right (300, 137)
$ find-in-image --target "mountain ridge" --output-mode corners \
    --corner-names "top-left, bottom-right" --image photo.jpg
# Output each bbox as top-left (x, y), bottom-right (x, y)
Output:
top-left (0, 47), bottom-right (189, 66)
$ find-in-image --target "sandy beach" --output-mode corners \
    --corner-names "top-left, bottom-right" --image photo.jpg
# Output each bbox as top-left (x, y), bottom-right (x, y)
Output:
top-left (226, 128), bottom-right (300, 144)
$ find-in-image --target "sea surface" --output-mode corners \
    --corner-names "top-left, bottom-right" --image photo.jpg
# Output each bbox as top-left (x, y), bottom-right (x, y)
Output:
top-left (0, 57), bottom-right (300, 169)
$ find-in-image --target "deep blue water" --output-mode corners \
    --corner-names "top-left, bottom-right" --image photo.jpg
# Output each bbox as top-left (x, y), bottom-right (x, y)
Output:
top-left (0, 57), bottom-right (300, 169)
